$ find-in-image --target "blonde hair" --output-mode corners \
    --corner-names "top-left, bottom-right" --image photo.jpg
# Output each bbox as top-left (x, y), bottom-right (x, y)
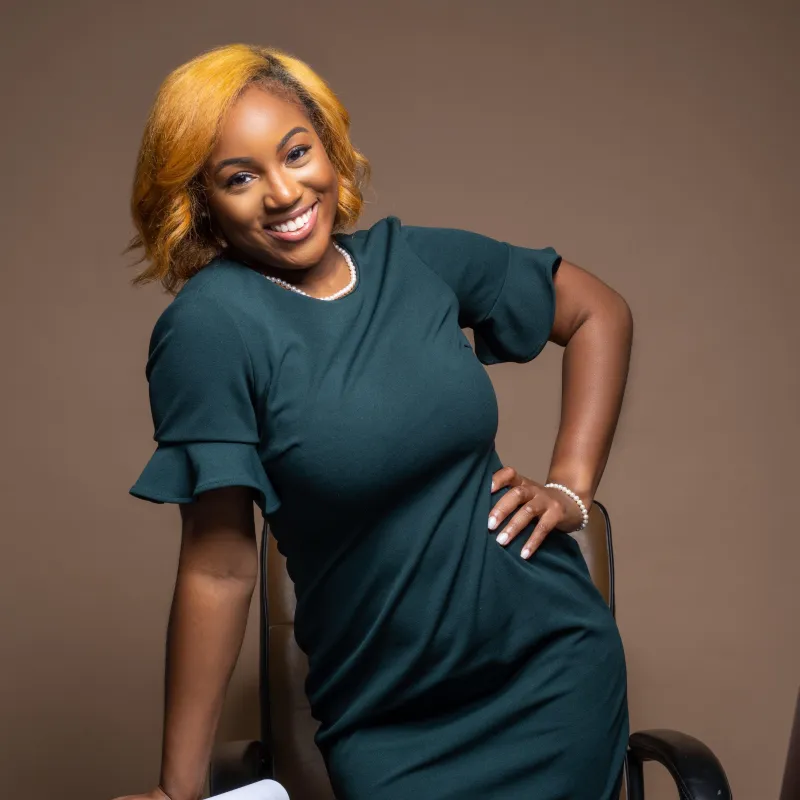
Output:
top-left (125, 43), bottom-right (372, 294)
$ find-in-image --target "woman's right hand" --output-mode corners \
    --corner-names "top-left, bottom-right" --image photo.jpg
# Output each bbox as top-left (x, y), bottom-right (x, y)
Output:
top-left (112, 788), bottom-right (171, 800)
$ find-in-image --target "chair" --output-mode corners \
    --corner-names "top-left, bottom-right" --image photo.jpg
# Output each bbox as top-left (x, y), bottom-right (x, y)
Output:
top-left (210, 502), bottom-right (732, 799)
top-left (779, 688), bottom-right (800, 800)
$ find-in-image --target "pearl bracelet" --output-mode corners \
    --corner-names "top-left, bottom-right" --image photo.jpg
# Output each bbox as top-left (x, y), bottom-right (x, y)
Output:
top-left (545, 483), bottom-right (590, 532)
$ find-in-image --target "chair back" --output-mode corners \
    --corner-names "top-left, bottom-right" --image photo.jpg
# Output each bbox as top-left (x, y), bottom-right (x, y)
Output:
top-left (258, 501), bottom-right (616, 798)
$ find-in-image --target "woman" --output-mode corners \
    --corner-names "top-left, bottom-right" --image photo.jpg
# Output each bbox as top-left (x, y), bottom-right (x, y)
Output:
top-left (117, 43), bottom-right (633, 800)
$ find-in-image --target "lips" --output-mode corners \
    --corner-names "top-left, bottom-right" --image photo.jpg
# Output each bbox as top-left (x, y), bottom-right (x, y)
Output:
top-left (263, 201), bottom-right (319, 243)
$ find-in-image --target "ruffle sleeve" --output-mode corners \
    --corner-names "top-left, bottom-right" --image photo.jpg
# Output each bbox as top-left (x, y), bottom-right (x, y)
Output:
top-left (129, 291), bottom-right (281, 517)
top-left (472, 243), bottom-right (561, 365)
top-left (397, 217), bottom-right (561, 365)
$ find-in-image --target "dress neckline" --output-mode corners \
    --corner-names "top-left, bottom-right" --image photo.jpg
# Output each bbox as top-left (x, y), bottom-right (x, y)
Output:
top-left (223, 234), bottom-right (361, 306)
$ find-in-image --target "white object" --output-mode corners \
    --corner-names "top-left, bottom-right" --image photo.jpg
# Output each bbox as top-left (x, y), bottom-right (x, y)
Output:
top-left (545, 483), bottom-right (589, 532)
top-left (263, 240), bottom-right (357, 300)
top-left (210, 779), bottom-right (291, 799)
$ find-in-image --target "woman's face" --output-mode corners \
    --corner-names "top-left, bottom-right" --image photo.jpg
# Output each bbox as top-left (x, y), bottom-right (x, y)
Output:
top-left (203, 85), bottom-right (340, 273)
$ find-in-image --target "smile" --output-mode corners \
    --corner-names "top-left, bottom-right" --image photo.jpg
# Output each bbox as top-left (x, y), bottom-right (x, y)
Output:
top-left (264, 201), bottom-right (319, 242)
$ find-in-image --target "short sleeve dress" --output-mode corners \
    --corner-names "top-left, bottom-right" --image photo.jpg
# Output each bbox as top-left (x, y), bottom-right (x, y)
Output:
top-left (131, 215), bottom-right (629, 799)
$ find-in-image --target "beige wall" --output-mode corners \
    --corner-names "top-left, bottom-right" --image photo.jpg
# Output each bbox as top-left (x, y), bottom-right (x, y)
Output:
top-left (1, 1), bottom-right (797, 798)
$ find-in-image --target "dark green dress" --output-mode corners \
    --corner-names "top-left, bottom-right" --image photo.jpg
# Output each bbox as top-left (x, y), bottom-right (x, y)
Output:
top-left (131, 216), bottom-right (629, 799)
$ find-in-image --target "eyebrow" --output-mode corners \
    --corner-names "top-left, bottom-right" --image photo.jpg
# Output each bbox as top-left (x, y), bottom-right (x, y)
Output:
top-left (212, 126), bottom-right (310, 177)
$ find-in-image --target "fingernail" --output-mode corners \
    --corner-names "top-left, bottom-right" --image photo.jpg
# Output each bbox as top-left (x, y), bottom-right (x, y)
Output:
top-left (496, 532), bottom-right (509, 545)
top-left (521, 548), bottom-right (531, 559)
top-left (490, 481), bottom-right (495, 491)
top-left (488, 516), bottom-right (497, 530)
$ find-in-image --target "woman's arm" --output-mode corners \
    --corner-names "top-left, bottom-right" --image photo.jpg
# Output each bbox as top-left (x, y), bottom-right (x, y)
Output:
top-left (544, 259), bottom-right (634, 505)
top-left (488, 258), bottom-right (634, 557)
top-left (158, 486), bottom-right (259, 800)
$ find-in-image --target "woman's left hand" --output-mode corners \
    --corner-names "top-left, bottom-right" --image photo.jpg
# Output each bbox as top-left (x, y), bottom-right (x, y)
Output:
top-left (488, 466), bottom-right (588, 559)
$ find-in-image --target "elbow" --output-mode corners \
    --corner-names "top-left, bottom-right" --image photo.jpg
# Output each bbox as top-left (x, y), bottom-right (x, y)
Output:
top-left (178, 528), bottom-right (260, 587)
top-left (177, 545), bottom-right (259, 589)
top-left (599, 289), bottom-right (633, 338)
top-left (614, 292), bottom-right (634, 336)
top-left (177, 487), bottom-right (261, 587)
top-left (574, 291), bottom-right (633, 350)
top-left (187, 549), bottom-right (259, 584)
top-left (177, 558), bottom-right (259, 596)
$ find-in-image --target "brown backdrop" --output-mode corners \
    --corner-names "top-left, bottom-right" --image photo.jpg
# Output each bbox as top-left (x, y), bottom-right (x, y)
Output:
top-left (1, 1), bottom-right (798, 798)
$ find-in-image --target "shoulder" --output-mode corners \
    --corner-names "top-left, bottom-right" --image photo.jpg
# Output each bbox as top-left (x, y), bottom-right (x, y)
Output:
top-left (172, 256), bottom-right (264, 318)
top-left (155, 256), bottom-right (275, 333)
top-left (344, 214), bottom-right (484, 267)
top-left (148, 259), bottom-right (261, 363)
top-left (340, 215), bottom-right (404, 261)
top-left (346, 214), bottom-right (401, 242)
top-left (346, 214), bottom-right (476, 246)
top-left (354, 216), bottom-right (507, 275)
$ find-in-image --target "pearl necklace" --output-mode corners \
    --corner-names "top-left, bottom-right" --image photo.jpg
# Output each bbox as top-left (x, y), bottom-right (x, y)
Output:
top-left (261, 241), bottom-right (357, 301)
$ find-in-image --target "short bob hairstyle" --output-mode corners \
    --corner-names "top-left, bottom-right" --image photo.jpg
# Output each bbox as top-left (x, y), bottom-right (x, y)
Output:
top-left (125, 43), bottom-right (371, 294)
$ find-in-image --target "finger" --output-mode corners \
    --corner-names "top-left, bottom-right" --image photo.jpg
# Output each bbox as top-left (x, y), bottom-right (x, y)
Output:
top-left (520, 508), bottom-right (561, 559)
top-left (488, 483), bottom-right (528, 531)
top-left (494, 496), bottom-right (547, 546)
top-left (490, 466), bottom-right (517, 493)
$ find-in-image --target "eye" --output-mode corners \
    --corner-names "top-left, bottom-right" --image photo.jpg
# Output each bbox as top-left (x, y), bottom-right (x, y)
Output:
top-left (287, 145), bottom-right (311, 163)
top-left (225, 172), bottom-right (254, 189)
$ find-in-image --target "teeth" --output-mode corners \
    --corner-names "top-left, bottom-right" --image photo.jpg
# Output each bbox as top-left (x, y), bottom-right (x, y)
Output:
top-left (268, 204), bottom-right (315, 233)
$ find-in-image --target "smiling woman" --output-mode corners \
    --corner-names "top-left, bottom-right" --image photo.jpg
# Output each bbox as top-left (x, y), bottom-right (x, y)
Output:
top-left (120, 41), bottom-right (632, 800)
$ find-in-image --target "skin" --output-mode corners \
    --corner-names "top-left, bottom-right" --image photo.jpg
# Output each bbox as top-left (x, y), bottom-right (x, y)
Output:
top-left (487, 259), bottom-right (634, 559)
top-left (114, 86), bottom-right (633, 800)
top-left (202, 85), bottom-right (352, 297)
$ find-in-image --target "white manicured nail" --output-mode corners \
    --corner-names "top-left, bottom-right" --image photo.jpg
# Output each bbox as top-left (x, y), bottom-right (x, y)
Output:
top-left (521, 548), bottom-right (531, 559)
top-left (488, 516), bottom-right (497, 530)
top-left (496, 532), bottom-right (509, 545)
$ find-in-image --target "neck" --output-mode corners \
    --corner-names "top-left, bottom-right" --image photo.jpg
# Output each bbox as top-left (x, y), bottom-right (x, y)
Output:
top-left (227, 239), bottom-right (347, 295)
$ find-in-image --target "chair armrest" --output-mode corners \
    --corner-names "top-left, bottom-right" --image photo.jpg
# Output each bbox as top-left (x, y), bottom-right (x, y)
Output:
top-left (627, 729), bottom-right (732, 800)
top-left (209, 740), bottom-right (270, 796)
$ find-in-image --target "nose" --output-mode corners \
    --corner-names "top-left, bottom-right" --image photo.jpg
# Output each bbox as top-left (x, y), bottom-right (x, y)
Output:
top-left (262, 166), bottom-right (303, 211)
